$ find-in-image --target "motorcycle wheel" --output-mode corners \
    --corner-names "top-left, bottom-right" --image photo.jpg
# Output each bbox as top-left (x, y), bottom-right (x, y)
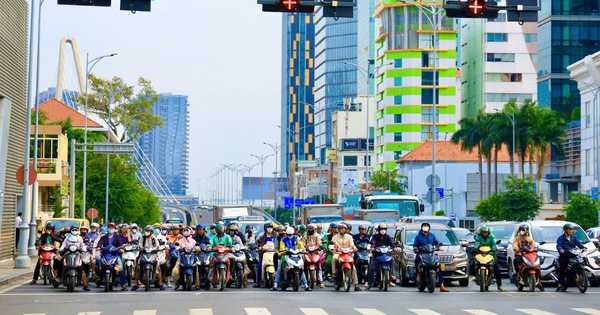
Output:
top-left (479, 269), bottom-right (486, 292)
top-left (309, 269), bottom-right (316, 289)
top-left (105, 273), bottom-right (111, 292)
top-left (427, 272), bottom-right (436, 293)
top-left (382, 269), bottom-right (389, 292)
top-left (236, 269), bottom-right (243, 289)
top-left (144, 269), bottom-right (151, 292)
top-left (52, 278), bottom-right (60, 288)
top-left (343, 269), bottom-right (351, 292)
top-left (507, 259), bottom-right (516, 284)
top-left (293, 273), bottom-right (300, 292)
top-left (418, 272), bottom-right (426, 292)
top-left (42, 265), bottom-right (50, 285)
top-left (265, 272), bottom-right (273, 289)
top-left (219, 269), bottom-right (226, 291)
top-left (251, 266), bottom-right (257, 284)
top-left (577, 268), bottom-right (588, 293)
top-left (67, 275), bottom-right (75, 292)
top-left (126, 266), bottom-right (132, 287)
top-left (186, 273), bottom-right (193, 291)
top-left (528, 273), bottom-right (536, 292)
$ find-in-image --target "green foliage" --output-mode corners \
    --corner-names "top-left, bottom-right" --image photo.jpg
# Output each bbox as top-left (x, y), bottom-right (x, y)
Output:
top-left (562, 192), bottom-right (599, 230)
top-left (433, 210), bottom-right (446, 216)
top-left (571, 107), bottom-right (581, 122)
top-left (369, 169), bottom-right (408, 195)
top-left (475, 176), bottom-right (542, 221)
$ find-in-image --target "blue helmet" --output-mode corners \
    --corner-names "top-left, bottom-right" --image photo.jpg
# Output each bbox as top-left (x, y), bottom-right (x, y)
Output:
top-left (330, 223), bottom-right (338, 228)
top-left (196, 224), bottom-right (205, 230)
top-left (99, 227), bottom-right (108, 233)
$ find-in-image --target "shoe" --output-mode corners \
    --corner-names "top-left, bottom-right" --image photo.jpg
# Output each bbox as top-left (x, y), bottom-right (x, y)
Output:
top-left (195, 286), bottom-right (201, 290)
top-left (174, 284), bottom-right (180, 291)
top-left (537, 286), bottom-right (545, 292)
top-left (82, 286), bottom-right (90, 291)
top-left (270, 287), bottom-right (278, 291)
top-left (498, 286), bottom-right (506, 292)
top-left (518, 279), bottom-right (525, 286)
top-left (318, 283), bottom-right (325, 288)
top-left (364, 284), bottom-right (371, 291)
top-left (166, 283), bottom-right (173, 288)
top-left (159, 285), bottom-right (165, 291)
top-left (131, 285), bottom-right (139, 291)
top-left (29, 280), bottom-right (37, 285)
top-left (305, 287), bottom-right (312, 291)
top-left (253, 283), bottom-right (260, 288)
top-left (354, 286), bottom-right (362, 291)
top-left (389, 282), bottom-right (396, 287)
top-left (440, 285), bottom-right (449, 292)
top-left (471, 276), bottom-right (476, 281)
top-left (121, 285), bottom-right (128, 291)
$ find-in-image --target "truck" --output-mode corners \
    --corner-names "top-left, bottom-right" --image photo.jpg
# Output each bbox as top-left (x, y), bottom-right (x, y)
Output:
top-left (301, 204), bottom-right (344, 225)
top-left (344, 192), bottom-right (424, 221)
top-left (354, 209), bottom-right (399, 222)
top-left (213, 205), bottom-right (252, 225)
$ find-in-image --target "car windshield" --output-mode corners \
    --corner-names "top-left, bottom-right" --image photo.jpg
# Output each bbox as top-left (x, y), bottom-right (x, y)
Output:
top-left (453, 229), bottom-right (473, 241)
top-left (370, 199), bottom-right (419, 217)
top-left (413, 218), bottom-right (455, 228)
top-left (489, 225), bottom-right (516, 240)
top-left (241, 223), bottom-right (264, 238)
top-left (310, 216), bottom-right (343, 223)
top-left (46, 220), bottom-right (79, 232)
top-left (530, 225), bottom-right (589, 243)
top-left (406, 228), bottom-right (459, 246)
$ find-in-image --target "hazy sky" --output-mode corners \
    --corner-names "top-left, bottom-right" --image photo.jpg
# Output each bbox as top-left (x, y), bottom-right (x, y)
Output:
top-left (36, 1), bottom-right (283, 200)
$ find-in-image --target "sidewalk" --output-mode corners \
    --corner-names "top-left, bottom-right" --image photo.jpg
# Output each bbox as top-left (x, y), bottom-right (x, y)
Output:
top-left (0, 256), bottom-right (37, 285)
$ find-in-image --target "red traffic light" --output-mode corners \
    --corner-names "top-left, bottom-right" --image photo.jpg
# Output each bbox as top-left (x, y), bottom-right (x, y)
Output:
top-left (278, 0), bottom-right (300, 11)
top-left (468, 0), bottom-right (485, 15)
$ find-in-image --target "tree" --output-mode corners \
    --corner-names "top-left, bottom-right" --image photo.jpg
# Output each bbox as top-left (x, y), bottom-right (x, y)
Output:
top-left (475, 176), bottom-right (541, 222)
top-left (562, 192), bottom-right (599, 230)
top-left (451, 115), bottom-right (484, 200)
top-left (369, 169), bottom-right (408, 195)
top-left (73, 75), bottom-right (163, 143)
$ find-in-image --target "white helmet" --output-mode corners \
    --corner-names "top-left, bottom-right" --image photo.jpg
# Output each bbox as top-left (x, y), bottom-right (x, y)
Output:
top-left (286, 227), bottom-right (295, 236)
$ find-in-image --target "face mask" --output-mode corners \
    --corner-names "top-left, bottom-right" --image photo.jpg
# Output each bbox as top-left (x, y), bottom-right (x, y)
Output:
top-left (71, 230), bottom-right (79, 236)
top-left (229, 230), bottom-right (236, 235)
top-left (132, 229), bottom-right (138, 233)
top-left (308, 230), bottom-right (314, 235)
top-left (247, 230), bottom-right (252, 235)
top-left (286, 234), bottom-right (293, 238)
top-left (266, 228), bottom-right (273, 233)
top-left (217, 231), bottom-right (224, 236)
top-left (161, 230), bottom-right (167, 235)
top-left (520, 231), bottom-right (526, 236)
top-left (108, 229), bottom-right (115, 234)
top-left (144, 231), bottom-right (151, 237)
top-left (91, 229), bottom-right (97, 233)
top-left (183, 231), bottom-right (190, 236)
top-left (422, 226), bottom-right (430, 233)
top-left (154, 229), bottom-right (160, 235)
top-left (339, 230), bottom-right (346, 235)
top-left (380, 230), bottom-right (386, 235)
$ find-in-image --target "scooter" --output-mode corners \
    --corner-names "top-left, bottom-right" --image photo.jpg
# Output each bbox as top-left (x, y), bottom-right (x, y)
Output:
top-left (59, 245), bottom-right (84, 292)
top-left (138, 245), bottom-right (159, 292)
top-left (355, 242), bottom-right (372, 284)
top-left (515, 245), bottom-right (542, 292)
top-left (261, 241), bottom-right (277, 288)
top-left (228, 244), bottom-right (246, 289)
top-left (474, 245), bottom-right (496, 292)
top-left (555, 248), bottom-right (589, 293)
top-left (416, 243), bottom-right (442, 294)
top-left (122, 244), bottom-right (139, 287)
top-left (211, 245), bottom-right (232, 291)
top-left (178, 246), bottom-right (198, 291)
top-left (197, 244), bottom-right (212, 290)
top-left (373, 246), bottom-right (394, 291)
top-left (280, 247), bottom-right (304, 292)
top-left (39, 244), bottom-right (56, 285)
top-left (304, 244), bottom-right (321, 289)
top-left (246, 243), bottom-right (260, 284)
top-left (98, 245), bottom-right (121, 292)
top-left (332, 245), bottom-right (355, 292)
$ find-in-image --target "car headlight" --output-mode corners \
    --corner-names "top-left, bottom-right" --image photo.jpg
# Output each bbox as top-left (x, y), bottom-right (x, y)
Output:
top-left (454, 250), bottom-right (467, 259)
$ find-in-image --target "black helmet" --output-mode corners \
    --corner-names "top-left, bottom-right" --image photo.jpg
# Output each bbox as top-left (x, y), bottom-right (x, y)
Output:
top-left (563, 223), bottom-right (574, 231)
top-left (45, 222), bottom-right (55, 231)
top-left (246, 225), bottom-right (253, 231)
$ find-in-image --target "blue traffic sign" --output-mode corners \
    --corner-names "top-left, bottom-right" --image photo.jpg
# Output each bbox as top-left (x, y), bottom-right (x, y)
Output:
top-left (295, 199), bottom-right (305, 207)
top-left (592, 187), bottom-right (599, 201)
top-left (305, 198), bottom-right (316, 205)
top-left (428, 187), bottom-right (444, 198)
top-left (284, 197), bottom-right (294, 209)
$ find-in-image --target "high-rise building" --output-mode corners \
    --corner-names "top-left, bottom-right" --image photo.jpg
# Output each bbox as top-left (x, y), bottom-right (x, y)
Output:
top-left (37, 87), bottom-right (80, 109)
top-left (373, 2), bottom-right (459, 170)
top-left (357, 0), bottom-right (376, 96)
top-left (280, 12), bottom-right (316, 178)
top-left (537, 0), bottom-right (600, 116)
top-left (137, 94), bottom-right (189, 196)
top-left (313, 6), bottom-right (359, 166)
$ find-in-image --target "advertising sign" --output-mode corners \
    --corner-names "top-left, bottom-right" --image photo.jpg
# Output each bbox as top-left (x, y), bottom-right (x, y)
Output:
top-left (242, 177), bottom-right (290, 200)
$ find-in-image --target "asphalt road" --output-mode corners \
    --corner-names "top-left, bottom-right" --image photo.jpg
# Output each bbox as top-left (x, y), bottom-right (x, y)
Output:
top-left (2, 279), bottom-right (600, 315)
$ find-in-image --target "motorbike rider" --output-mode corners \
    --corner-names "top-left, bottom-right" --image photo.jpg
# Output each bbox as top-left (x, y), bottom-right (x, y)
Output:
top-left (473, 224), bottom-right (507, 292)
top-left (168, 225), bottom-right (181, 244)
top-left (228, 223), bottom-right (250, 287)
top-left (330, 223), bottom-right (362, 291)
top-left (119, 224), bottom-right (135, 245)
top-left (254, 221), bottom-right (278, 288)
top-left (87, 223), bottom-right (101, 242)
top-left (30, 222), bottom-right (60, 285)
top-left (271, 227), bottom-right (312, 291)
top-left (556, 223), bottom-right (587, 292)
top-left (245, 225), bottom-right (257, 245)
top-left (151, 224), bottom-right (170, 288)
top-left (57, 225), bottom-right (91, 291)
top-left (413, 223), bottom-right (449, 292)
top-left (229, 221), bottom-right (247, 244)
top-left (323, 223), bottom-right (339, 280)
top-left (130, 223), bottom-right (141, 243)
top-left (96, 222), bottom-right (128, 291)
top-left (131, 225), bottom-right (165, 291)
top-left (208, 223), bottom-right (217, 238)
top-left (365, 223), bottom-right (396, 290)
top-left (209, 223), bottom-right (233, 286)
top-left (512, 223), bottom-right (536, 286)
top-left (173, 226), bottom-right (199, 290)
top-left (193, 224), bottom-right (211, 246)
top-left (317, 224), bottom-right (325, 239)
top-left (303, 224), bottom-right (325, 288)
top-left (353, 225), bottom-right (370, 245)
top-left (298, 224), bottom-right (307, 238)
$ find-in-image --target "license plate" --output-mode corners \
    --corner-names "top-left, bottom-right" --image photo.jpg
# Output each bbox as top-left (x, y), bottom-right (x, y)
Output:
top-left (440, 264), bottom-right (446, 271)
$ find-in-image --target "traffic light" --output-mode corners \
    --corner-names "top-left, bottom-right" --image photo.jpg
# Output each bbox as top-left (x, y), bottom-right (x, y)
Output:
top-left (323, 0), bottom-right (354, 18)
top-left (120, 0), bottom-right (151, 12)
top-left (444, 0), bottom-right (498, 18)
top-left (57, 0), bottom-right (111, 6)
top-left (261, 0), bottom-right (315, 13)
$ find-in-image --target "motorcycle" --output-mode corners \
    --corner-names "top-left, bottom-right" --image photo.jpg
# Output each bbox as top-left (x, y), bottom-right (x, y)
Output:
top-left (39, 244), bottom-right (56, 285)
top-left (197, 244), bottom-right (212, 290)
top-left (280, 247), bottom-right (304, 292)
top-left (261, 241), bottom-right (277, 288)
top-left (474, 245), bottom-right (496, 292)
top-left (122, 244), bottom-right (139, 287)
top-left (555, 248), bottom-right (589, 293)
top-left (246, 243), bottom-right (260, 284)
top-left (373, 246), bottom-right (394, 291)
top-left (355, 242), bottom-right (372, 284)
top-left (98, 245), bottom-right (121, 292)
top-left (58, 245), bottom-right (84, 292)
top-left (304, 244), bottom-right (322, 289)
top-left (138, 245), bottom-right (159, 292)
top-left (178, 246), bottom-right (198, 291)
top-left (515, 245), bottom-right (542, 292)
top-left (211, 245), bottom-right (232, 291)
top-left (228, 244), bottom-right (246, 289)
top-left (416, 243), bottom-right (442, 293)
top-left (332, 245), bottom-right (355, 292)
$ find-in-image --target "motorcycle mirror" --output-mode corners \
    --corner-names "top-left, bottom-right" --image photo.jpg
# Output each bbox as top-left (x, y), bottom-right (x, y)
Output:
top-left (539, 241), bottom-right (546, 246)
top-left (394, 241), bottom-right (403, 248)
top-left (496, 239), bottom-right (502, 245)
top-left (459, 240), bottom-right (469, 247)
top-left (438, 243), bottom-right (444, 247)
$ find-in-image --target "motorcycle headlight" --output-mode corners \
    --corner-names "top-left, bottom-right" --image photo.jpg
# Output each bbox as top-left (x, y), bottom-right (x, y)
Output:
top-left (454, 251), bottom-right (467, 259)
top-left (69, 245), bottom-right (78, 252)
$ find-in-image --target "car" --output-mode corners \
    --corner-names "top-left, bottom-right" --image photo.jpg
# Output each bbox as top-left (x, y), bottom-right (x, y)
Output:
top-left (586, 227), bottom-right (600, 240)
top-left (392, 223), bottom-right (470, 287)
top-left (400, 215), bottom-right (456, 227)
top-left (39, 218), bottom-right (90, 235)
top-left (452, 227), bottom-right (474, 243)
top-left (506, 220), bottom-right (600, 286)
top-left (472, 221), bottom-right (519, 275)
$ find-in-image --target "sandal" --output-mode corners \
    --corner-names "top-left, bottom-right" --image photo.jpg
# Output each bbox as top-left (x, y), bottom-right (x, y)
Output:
top-left (253, 283), bottom-right (260, 288)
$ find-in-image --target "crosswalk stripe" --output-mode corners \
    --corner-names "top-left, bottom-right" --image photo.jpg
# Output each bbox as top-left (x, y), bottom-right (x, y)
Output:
top-left (572, 309), bottom-right (600, 315)
top-left (516, 309), bottom-right (556, 315)
top-left (355, 308), bottom-right (387, 315)
top-left (77, 313), bottom-right (102, 315)
top-left (23, 314), bottom-right (45, 315)
top-left (300, 308), bottom-right (328, 315)
top-left (190, 309), bottom-right (214, 315)
top-left (132, 311), bottom-right (157, 315)
top-left (408, 310), bottom-right (442, 315)
top-left (464, 310), bottom-right (498, 315)
top-left (245, 308), bottom-right (272, 315)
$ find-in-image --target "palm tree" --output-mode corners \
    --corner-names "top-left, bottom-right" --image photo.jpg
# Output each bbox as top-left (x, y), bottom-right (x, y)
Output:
top-left (515, 101), bottom-right (537, 178)
top-left (530, 106), bottom-right (566, 193)
top-left (451, 115), bottom-right (484, 200)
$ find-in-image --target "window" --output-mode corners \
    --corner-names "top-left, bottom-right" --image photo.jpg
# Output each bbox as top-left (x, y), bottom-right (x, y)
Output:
top-left (487, 53), bottom-right (515, 62)
top-left (422, 107), bottom-right (434, 123)
top-left (363, 155), bottom-right (371, 167)
top-left (394, 114), bottom-right (402, 123)
top-left (524, 33), bottom-right (537, 42)
top-left (394, 132), bottom-right (402, 142)
top-left (459, 220), bottom-right (475, 230)
top-left (422, 52), bottom-right (430, 67)
top-left (586, 149), bottom-right (591, 176)
top-left (344, 156), bottom-right (357, 166)
top-left (487, 73), bottom-right (523, 82)
top-left (421, 126), bottom-right (431, 141)
top-left (585, 101), bottom-right (591, 126)
top-left (486, 33), bottom-right (508, 42)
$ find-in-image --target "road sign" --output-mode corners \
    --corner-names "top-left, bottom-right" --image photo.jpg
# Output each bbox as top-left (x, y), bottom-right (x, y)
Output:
top-left (87, 208), bottom-right (98, 220)
top-left (284, 197), bottom-right (294, 209)
top-left (426, 174), bottom-right (440, 188)
top-left (91, 142), bottom-right (134, 154)
top-left (305, 198), bottom-right (316, 205)
top-left (427, 187), bottom-right (444, 198)
top-left (295, 199), bottom-right (304, 207)
top-left (592, 187), bottom-right (599, 201)
top-left (426, 190), bottom-right (441, 204)
top-left (16, 164), bottom-right (37, 186)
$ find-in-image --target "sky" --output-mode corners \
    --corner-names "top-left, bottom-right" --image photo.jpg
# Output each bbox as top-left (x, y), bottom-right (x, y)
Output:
top-left (35, 1), bottom-right (283, 201)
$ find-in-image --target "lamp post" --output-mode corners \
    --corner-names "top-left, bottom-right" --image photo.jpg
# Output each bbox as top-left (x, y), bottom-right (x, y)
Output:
top-left (83, 52), bottom-right (117, 221)
top-left (250, 154), bottom-right (272, 209)
top-left (241, 163), bottom-right (259, 205)
top-left (263, 142), bottom-right (281, 212)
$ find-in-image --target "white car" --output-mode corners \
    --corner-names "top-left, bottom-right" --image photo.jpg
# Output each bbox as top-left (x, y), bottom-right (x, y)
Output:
top-left (507, 220), bottom-right (600, 286)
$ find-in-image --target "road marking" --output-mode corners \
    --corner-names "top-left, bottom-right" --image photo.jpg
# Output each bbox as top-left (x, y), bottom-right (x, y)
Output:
top-left (572, 309), bottom-right (600, 315)
top-left (464, 310), bottom-right (498, 315)
top-left (132, 311), bottom-right (157, 315)
top-left (0, 279), bottom-right (29, 294)
top-left (516, 310), bottom-right (556, 315)
top-left (23, 314), bottom-right (45, 315)
top-left (190, 309), bottom-right (213, 315)
top-left (408, 310), bottom-right (442, 315)
top-left (245, 308), bottom-right (272, 315)
top-left (300, 308), bottom-right (328, 315)
top-left (77, 313), bottom-right (102, 315)
top-left (355, 308), bottom-right (387, 315)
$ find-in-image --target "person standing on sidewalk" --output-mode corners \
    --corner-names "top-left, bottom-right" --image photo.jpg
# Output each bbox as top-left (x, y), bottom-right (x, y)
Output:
top-left (15, 212), bottom-right (22, 248)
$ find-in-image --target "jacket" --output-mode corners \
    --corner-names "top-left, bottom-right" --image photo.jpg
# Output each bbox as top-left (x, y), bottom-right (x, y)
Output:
top-left (193, 234), bottom-right (211, 246)
top-left (513, 234), bottom-right (535, 256)
top-left (474, 233), bottom-right (498, 260)
top-left (370, 233), bottom-right (395, 257)
top-left (331, 233), bottom-right (356, 250)
top-left (176, 235), bottom-right (197, 250)
top-left (96, 233), bottom-right (123, 249)
top-left (279, 235), bottom-right (304, 251)
top-left (353, 233), bottom-right (371, 245)
top-left (556, 234), bottom-right (585, 255)
top-left (303, 233), bottom-right (322, 247)
top-left (60, 234), bottom-right (86, 252)
top-left (37, 232), bottom-right (60, 247)
top-left (413, 230), bottom-right (439, 249)
top-left (210, 234), bottom-right (233, 248)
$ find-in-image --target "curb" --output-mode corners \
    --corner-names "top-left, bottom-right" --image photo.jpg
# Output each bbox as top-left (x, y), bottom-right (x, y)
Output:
top-left (0, 270), bottom-right (33, 286)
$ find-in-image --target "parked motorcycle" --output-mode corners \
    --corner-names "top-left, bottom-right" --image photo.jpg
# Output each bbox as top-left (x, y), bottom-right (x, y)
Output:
top-left (416, 243), bottom-right (442, 293)
top-left (228, 244), bottom-right (246, 289)
top-left (122, 244), bottom-right (139, 287)
top-left (98, 245), bottom-right (121, 292)
top-left (261, 241), bottom-right (277, 288)
top-left (373, 246), bottom-right (394, 291)
top-left (332, 245), bottom-right (355, 292)
top-left (211, 245), bottom-right (232, 291)
top-left (178, 246), bottom-right (198, 291)
top-left (197, 244), bottom-right (212, 290)
top-left (246, 243), bottom-right (260, 284)
top-left (515, 245), bottom-right (542, 292)
top-left (280, 247), bottom-right (304, 292)
top-left (139, 245), bottom-right (159, 292)
top-left (355, 242), bottom-right (372, 285)
top-left (304, 244), bottom-right (321, 289)
top-left (39, 244), bottom-right (56, 285)
top-left (474, 245), bottom-right (496, 292)
top-left (58, 245), bottom-right (84, 292)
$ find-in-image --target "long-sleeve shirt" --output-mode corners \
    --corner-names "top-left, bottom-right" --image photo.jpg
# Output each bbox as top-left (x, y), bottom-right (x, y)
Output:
top-left (96, 234), bottom-right (123, 249)
top-left (513, 234), bottom-right (535, 256)
top-left (60, 235), bottom-right (86, 252)
top-left (474, 234), bottom-right (498, 259)
top-left (119, 233), bottom-right (134, 245)
top-left (331, 233), bottom-right (356, 250)
top-left (176, 235), bottom-right (197, 250)
top-left (557, 234), bottom-right (585, 254)
top-left (210, 234), bottom-right (233, 248)
top-left (413, 231), bottom-right (439, 249)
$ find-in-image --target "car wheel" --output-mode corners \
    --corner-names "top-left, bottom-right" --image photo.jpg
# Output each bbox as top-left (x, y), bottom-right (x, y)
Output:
top-left (507, 259), bottom-right (515, 284)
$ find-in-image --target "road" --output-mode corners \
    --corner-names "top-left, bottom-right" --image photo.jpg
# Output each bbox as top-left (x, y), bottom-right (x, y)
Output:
top-left (2, 279), bottom-right (600, 315)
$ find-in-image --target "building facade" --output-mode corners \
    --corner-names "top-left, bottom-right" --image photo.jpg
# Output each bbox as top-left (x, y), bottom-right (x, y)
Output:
top-left (137, 94), bottom-right (189, 196)
top-left (0, 0), bottom-right (28, 260)
top-left (373, 1), bottom-right (459, 171)
top-left (280, 12), bottom-right (316, 178)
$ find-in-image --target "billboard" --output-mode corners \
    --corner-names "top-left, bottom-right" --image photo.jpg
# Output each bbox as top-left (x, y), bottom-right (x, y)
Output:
top-left (242, 177), bottom-right (290, 200)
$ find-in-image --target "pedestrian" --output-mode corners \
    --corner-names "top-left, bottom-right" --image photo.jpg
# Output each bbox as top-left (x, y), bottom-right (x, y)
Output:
top-left (15, 212), bottom-right (22, 248)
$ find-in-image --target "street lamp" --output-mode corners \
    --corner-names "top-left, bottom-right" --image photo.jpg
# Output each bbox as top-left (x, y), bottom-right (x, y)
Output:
top-left (83, 52), bottom-right (117, 221)
top-left (495, 108), bottom-right (516, 177)
top-left (240, 163), bottom-right (259, 205)
top-left (250, 154), bottom-right (273, 209)
top-left (263, 142), bottom-right (281, 212)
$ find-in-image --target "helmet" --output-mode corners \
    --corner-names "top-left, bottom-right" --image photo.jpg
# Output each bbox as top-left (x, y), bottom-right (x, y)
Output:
top-left (196, 224), bottom-right (205, 230)
top-left (518, 223), bottom-right (529, 231)
top-left (330, 223), bottom-right (338, 228)
top-left (99, 227), bottom-right (108, 233)
top-left (229, 224), bottom-right (239, 231)
top-left (563, 223), bottom-right (574, 231)
top-left (144, 225), bottom-right (153, 232)
top-left (264, 221), bottom-right (273, 229)
top-left (70, 225), bottom-right (79, 234)
top-left (277, 225), bottom-right (286, 231)
top-left (152, 223), bottom-right (161, 228)
top-left (122, 224), bottom-right (130, 229)
top-left (45, 222), bottom-right (55, 231)
top-left (307, 224), bottom-right (316, 229)
top-left (479, 224), bottom-right (490, 233)
top-left (316, 224), bottom-right (322, 229)
top-left (246, 225), bottom-right (253, 231)
top-left (131, 223), bottom-right (138, 229)
top-left (299, 224), bottom-right (307, 231)
top-left (358, 225), bottom-right (366, 231)
top-left (338, 223), bottom-right (347, 229)
top-left (216, 223), bottom-right (223, 230)
top-left (80, 225), bottom-right (89, 231)
top-left (286, 227), bottom-right (295, 236)
top-left (378, 223), bottom-right (388, 230)
top-left (108, 222), bottom-right (116, 228)
top-left (210, 223), bottom-right (217, 229)
top-left (91, 223), bottom-right (100, 228)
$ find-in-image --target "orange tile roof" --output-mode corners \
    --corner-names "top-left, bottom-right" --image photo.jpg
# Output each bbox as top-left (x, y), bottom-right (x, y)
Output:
top-left (397, 140), bottom-right (515, 163)
top-left (34, 98), bottom-right (102, 128)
